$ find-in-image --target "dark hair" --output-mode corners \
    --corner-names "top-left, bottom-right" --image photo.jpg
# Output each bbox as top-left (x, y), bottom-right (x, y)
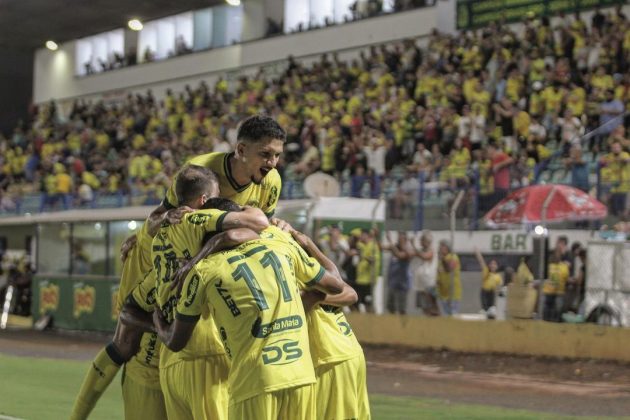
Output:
top-left (175, 165), bottom-right (218, 206)
top-left (201, 197), bottom-right (242, 212)
top-left (557, 235), bottom-right (568, 245)
top-left (237, 115), bottom-right (286, 144)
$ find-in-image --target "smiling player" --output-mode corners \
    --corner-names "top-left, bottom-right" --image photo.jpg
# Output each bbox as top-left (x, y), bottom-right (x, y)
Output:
top-left (159, 114), bottom-right (285, 220)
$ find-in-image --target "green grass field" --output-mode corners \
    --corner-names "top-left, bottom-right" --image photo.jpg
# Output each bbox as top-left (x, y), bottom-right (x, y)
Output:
top-left (0, 354), bottom-right (615, 420)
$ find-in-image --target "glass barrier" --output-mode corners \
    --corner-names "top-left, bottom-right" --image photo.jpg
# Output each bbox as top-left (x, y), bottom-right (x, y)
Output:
top-left (37, 223), bottom-right (71, 274)
top-left (71, 223), bottom-right (108, 276)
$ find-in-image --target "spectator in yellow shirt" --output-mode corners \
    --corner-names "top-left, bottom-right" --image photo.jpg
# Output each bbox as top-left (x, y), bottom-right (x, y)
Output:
top-left (543, 253), bottom-right (570, 322)
top-left (600, 140), bottom-right (630, 216)
top-left (54, 163), bottom-right (73, 210)
top-left (474, 247), bottom-right (502, 319)
top-left (436, 240), bottom-right (461, 316)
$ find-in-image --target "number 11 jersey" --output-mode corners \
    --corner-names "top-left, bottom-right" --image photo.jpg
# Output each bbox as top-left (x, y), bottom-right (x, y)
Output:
top-left (176, 226), bottom-right (323, 404)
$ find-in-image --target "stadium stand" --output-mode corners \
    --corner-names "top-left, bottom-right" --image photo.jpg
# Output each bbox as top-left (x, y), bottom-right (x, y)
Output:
top-left (0, 5), bottom-right (628, 222)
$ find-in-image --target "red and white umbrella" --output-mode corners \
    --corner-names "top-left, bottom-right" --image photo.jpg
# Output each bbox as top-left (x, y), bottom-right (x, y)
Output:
top-left (484, 184), bottom-right (608, 227)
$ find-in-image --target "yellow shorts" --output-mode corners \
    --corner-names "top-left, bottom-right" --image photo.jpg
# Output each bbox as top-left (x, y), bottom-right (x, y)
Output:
top-left (121, 366), bottom-right (167, 420)
top-left (315, 353), bottom-right (371, 420)
top-left (229, 383), bottom-right (315, 420)
top-left (160, 354), bottom-right (230, 420)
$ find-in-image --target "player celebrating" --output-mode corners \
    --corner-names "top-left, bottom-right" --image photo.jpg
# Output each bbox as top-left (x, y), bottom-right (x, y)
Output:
top-left (70, 166), bottom-right (266, 419)
top-left (155, 220), bottom-right (346, 420)
top-left (68, 166), bottom-right (215, 420)
top-left (146, 114), bottom-right (286, 235)
top-left (123, 170), bottom-right (270, 419)
top-left (293, 231), bottom-right (371, 420)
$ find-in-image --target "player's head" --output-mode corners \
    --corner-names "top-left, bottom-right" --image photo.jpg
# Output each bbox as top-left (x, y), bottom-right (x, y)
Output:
top-left (200, 197), bottom-right (243, 212)
top-left (489, 259), bottom-right (499, 272)
top-left (234, 115), bottom-right (286, 185)
top-left (176, 165), bottom-right (219, 208)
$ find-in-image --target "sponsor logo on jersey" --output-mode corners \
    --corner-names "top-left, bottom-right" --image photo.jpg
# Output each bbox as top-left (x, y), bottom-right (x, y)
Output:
top-left (184, 274), bottom-right (200, 307)
top-left (39, 281), bottom-right (59, 315)
top-left (267, 186), bottom-right (279, 208)
top-left (73, 283), bottom-right (96, 318)
top-left (146, 287), bottom-right (157, 306)
top-left (188, 213), bottom-right (211, 225)
top-left (262, 339), bottom-right (302, 365)
top-left (252, 315), bottom-right (303, 338)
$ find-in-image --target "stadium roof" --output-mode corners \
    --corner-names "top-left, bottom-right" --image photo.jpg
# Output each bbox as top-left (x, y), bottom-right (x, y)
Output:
top-left (0, 0), bottom-right (224, 51)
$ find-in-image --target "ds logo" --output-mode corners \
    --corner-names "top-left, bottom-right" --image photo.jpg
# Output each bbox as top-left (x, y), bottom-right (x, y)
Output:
top-left (262, 339), bottom-right (302, 365)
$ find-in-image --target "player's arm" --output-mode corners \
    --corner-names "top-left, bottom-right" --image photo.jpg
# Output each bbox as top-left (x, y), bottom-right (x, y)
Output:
top-left (290, 230), bottom-right (347, 298)
top-left (118, 270), bottom-right (158, 349)
top-left (170, 228), bottom-right (260, 294)
top-left (153, 308), bottom-right (197, 353)
top-left (113, 299), bottom-right (152, 361)
top-left (156, 266), bottom-right (207, 352)
top-left (120, 204), bottom-right (193, 262)
top-left (120, 296), bottom-right (156, 333)
top-left (222, 207), bottom-right (270, 232)
top-left (147, 204), bottom-right (194, 237)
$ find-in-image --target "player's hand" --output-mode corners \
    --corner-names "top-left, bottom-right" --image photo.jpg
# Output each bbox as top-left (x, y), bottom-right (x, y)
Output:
top-left (152, 306), bottom-right (168, 337)
top-left (300, 289), bottom-right (326, 311)
top-left (270, 217), bottom-right (293, 232)
top-left (120, 234), bottom-right (138, 263)
top-left (165, 206), bottom-right (194, 225)
top-left (170, 259), bottom-right (194, 297)
top-left (290, 229), bottom-right (313, 250)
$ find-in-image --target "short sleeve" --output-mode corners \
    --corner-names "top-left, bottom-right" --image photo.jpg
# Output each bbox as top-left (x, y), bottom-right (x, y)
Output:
top-left (128, 269), bottom-right (158, 313)
top-left (184, 209), bottom-right (228, 233)
top-left (261, 170), bottom-right (282, 217)
top-left (286, 239), bottom-right (325, 288)
top-left (175, 265), bottom-right (209, 322)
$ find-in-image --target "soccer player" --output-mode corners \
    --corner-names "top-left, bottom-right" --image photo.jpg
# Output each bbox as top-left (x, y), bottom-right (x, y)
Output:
top-left (70, 166), bottom-right (264, 420)
top-left (69, 170), bottom-right (209, 420)
top-left (148, 114), bottom-right (286, 233)
top-left (123, 192), bottom-right (268, 420)
top-left (155, 222), bottom-right (346, 420)
top-left (292, 231), bottom-right (371, 420)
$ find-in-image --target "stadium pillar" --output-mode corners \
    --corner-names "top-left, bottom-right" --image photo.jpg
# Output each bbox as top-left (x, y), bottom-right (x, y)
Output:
top-left (436, 0), bottom-right (457, 35)
top-left (242, 0), bottom-right (266, 42)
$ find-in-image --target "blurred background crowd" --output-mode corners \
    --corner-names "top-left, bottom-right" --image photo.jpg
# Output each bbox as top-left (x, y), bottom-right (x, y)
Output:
top-left (0, 5), bottom-right (628, 223)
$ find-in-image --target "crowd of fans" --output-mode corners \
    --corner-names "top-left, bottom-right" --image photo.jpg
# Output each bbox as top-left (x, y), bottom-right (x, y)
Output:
top-left (0, 6), bottom-right (629, 220)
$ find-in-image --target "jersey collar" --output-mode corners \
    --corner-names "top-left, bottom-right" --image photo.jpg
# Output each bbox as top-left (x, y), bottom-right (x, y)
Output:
top-left (224, 152), bottom-right (251, 192)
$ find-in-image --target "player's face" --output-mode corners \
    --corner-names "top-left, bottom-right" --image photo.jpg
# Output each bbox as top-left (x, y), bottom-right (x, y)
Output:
top-left (240, 138), bottom-right (284, 184)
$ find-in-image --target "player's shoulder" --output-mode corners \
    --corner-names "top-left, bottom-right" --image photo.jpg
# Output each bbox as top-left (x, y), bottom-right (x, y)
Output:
top-left (261, 168), bottom-right (282, 187)
top-left (187, 152), bottom-right (227, 168)
top-left (183, 208), bottom-right (225, 224)
top-left (260, 225), bottom-right (290, 241)
top-left (194, 258), bottom-right (221, 279)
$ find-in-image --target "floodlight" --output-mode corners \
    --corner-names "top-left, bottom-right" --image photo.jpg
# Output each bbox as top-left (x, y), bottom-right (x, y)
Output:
top-left (128, 19), bottom-right (143, 31)
top-left (45, 40), bottom-right (58, 51)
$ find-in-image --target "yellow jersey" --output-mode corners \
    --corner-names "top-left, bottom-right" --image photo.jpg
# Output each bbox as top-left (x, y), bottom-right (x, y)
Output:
top-left (164, 152), bottom-right (281, 217)
top-left (155, 209), bottom-right (229, 367)
top-left (356, 240), bottom-right (378, 286)
top-left (117, 222), bottom-right (161, 385)
top-left (543, 262), bottom-right (570, 295)
top-left (129, 208), bottom-right (229, 369)
top-left (437, 253), bottom-right (461, 300)
top-left (481, 267), bottom-right (502, 292)
top-left (177, 226), bottom-right (322, 403)
top-left (306, 307), bottom-right (363, 369)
